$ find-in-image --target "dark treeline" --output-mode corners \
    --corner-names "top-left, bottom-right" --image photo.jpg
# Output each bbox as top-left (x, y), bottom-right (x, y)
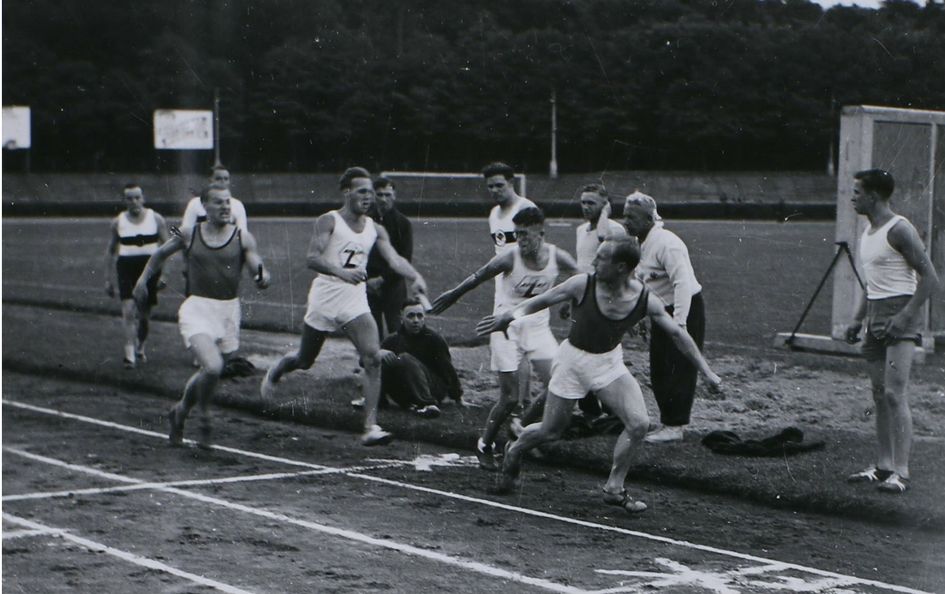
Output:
top-left (3, 0), bottom-right (944, 174)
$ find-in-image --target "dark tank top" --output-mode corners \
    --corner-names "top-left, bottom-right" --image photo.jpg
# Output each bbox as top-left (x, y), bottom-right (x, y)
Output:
top-left (568, 274), bottom-right (649, 354)
top-left (185, 224), bottom-right (244, 300)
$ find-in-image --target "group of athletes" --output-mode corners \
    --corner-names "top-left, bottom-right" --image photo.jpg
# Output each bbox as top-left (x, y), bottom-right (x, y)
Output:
top-left (104, 162), bottom-right (939, 513)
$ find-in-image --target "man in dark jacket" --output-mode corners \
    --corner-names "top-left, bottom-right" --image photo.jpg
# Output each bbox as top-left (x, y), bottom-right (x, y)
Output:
top-left (379, 299), bottom-right (464, 417)
top-left (367, 176), bottom-right (413, 339)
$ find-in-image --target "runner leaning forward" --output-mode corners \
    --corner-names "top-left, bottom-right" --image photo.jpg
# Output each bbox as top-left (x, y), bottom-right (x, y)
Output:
top-left (477, 236), bottom-right (722, 513)
top-left (133, 183), bottom-right (270, 449)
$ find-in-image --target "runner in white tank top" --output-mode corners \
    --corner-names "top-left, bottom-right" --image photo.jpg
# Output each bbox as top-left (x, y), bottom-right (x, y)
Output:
top-left (858, 214), bottom-right (917, 299)
top-left (261, 167), bottom-right (428, 447)
top-left (431, 206), bottom-right (579, 469)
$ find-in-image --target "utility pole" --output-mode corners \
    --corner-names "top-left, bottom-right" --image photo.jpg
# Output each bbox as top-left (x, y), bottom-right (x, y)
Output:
top-left (549, 89), bottom-right (558, 179)
top-left (213, 88), bottom-right (222, 167)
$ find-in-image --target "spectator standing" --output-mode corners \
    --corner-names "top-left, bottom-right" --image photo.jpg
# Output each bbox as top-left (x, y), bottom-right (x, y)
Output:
top-left (366, 176), bottom-right (414, 339)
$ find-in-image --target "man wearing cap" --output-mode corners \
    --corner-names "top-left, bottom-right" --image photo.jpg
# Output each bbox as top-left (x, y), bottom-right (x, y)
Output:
top-left (623, 191), bottom-right (706, 443)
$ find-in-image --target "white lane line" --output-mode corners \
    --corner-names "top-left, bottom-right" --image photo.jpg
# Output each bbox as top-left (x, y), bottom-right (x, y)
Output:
top-left (3, 513), bottom-right (255, 594)
top-left (3, 528), bottom-right (61, 540)
top-left (4, 398), bottom-right (931, 594)
top-left (4, 448), bottom-right (587, 594)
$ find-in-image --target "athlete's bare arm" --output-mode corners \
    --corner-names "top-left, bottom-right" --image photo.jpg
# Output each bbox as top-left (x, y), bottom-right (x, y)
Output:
top-left (475, 273), bottom-right (589, 336)
top-left (374, 226), bottom-right (426, 296)
top-left (131, 229), bottom-right (189, 304)
top-left (305, 214), bottom-right (363, 284)
top-left (240, 229), bottom-right (270, 289)
top-left (886, 219), bottom-right (942, 332)
top-left (430, 250), bottom-right (515, 314)
top-left (103, 218), bottom-right (120, 297)
top-left (647, 293), bottom-right (722, 389)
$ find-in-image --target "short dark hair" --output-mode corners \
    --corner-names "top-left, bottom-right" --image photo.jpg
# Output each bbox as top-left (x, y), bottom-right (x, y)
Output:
top-left (608, 237), bottom-right (641, 270)
top-left (512, 206), bottom-right (545, 227)
top-left (481, 162), bottom-right (515, 180)
top-left (401, 297), bottom-right (423, 310)
top-left (854, 169), bottom-right (895, 200)
top-left (210, 164), bottom-right (229, 175)
top-left (123, 183), bottom-right (141, 192)
top-left (581, 183), bottom-right (609, 199)
top-left (373, 176), bottom-right (395, 190)
top-left (199, 182), bottom-right (229, 204)
top-left (339, 167), bottom-right (372, 190)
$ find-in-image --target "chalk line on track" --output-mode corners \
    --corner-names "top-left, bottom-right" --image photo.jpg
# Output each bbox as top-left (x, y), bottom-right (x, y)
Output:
top-left (3, 512), bottom-right (254, 594)
top-left (4, 447), bottom-right (589, 594)
top-left (2, 397), bottom-right (932, 594)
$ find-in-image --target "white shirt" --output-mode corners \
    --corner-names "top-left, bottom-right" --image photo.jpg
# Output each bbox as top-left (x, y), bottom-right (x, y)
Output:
top-left (859, 215), bottom-right (917, 299)
top-left (181, 196), bottom-right (248, 231)
top-left (496, 244), bottom-right (559, 327)
top-left (637, 223), bottom-right (702, 325)
top-left (488, 196), bottom-right (537, 256)
top-left (312, 211), bottom-right (378, 287)
top-left (575, 219), bottom-right (626, 273)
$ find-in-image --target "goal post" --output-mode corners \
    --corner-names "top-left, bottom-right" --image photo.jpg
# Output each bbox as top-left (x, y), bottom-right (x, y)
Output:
top-left (380, 171), bottom-right (527, 204)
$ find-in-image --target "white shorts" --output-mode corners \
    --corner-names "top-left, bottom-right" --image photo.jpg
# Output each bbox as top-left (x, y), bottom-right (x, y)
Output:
top-left (548, 340), bottom-right (631, 400)
top-left (178, 296), bottom-right (241, 354)
top-left (303, 278), bottom-right (371, 332)
top-left (489, 317), bottom-right (558, 372)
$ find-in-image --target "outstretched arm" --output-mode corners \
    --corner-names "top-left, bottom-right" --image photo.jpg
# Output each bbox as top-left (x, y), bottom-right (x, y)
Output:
top-left (647, 293), bottom-right (722, 390)
top-left (430, 251), bottom-right (513, 314)
top-left (476, 274), bottom-right (588, 336)
top-left (241, 229), bottom-right (270, 289)
top-left (374, 226), bottom-right (426, 296)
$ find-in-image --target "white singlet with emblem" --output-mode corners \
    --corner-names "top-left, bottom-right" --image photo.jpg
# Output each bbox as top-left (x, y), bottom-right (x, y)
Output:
top-left (117, 208), bottom-right (160, 257)
top-left (495, 243), bottom-right (559, 326)
top-left (313, 210), bottom-right (377, 286)
top-left (488, 197), bottom-right (538, 256)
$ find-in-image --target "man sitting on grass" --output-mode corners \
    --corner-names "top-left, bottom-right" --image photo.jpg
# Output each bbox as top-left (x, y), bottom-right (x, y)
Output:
top-left (375, 299), bottom-right (464, 417)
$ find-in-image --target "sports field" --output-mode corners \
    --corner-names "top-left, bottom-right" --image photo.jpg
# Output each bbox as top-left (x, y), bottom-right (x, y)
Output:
top-left (1, 217), bottom-right (837, 349)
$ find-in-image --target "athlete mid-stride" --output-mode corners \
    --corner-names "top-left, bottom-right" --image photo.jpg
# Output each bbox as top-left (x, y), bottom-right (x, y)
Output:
top-left (431, 207), bottom-right (578, 470)
top-left (261, 167), bottom-right (427, 447)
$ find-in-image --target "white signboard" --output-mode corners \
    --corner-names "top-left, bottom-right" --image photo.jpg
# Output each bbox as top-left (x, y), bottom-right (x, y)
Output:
top-left (153, 109), bottom-right (213, 150)
top-left (2, 106), bottom-right (32, 149)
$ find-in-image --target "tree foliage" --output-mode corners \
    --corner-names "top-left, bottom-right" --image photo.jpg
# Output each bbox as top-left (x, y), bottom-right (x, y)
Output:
top-left (3, 0), bottom-right (944, 172)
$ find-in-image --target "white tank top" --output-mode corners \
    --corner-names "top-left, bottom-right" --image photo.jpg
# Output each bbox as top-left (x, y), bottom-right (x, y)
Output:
top-left (117, 209), bottom-right (159, 257)
top-left (488, 196), bottom-right (537, 299)
top-left (859, 214), bottom-right (917, 299)
top-left (313, 210), bottom-right (378, 286)
top-left (495, 243), bottom-right (559, 326)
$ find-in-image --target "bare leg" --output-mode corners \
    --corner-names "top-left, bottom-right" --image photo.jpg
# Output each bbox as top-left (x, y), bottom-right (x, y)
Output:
top-left (269, 324), bottom-right (327, 383)
top-left (866, 359), bottom-right (892, 473)
top-left (594, 372), bottom-right (649, 494)
top-left (503, 392), bottom-right (575, 477)
top-left (120, 299), bottom-right (138, 362)
top-left (482, 370), bottom-right (520, 446)
top-left (883, 342), bottom-right (914, 478)
top-left (342, 313), bottom-right (384, 433)
top-left (172, 334), bottom-right (224, 447)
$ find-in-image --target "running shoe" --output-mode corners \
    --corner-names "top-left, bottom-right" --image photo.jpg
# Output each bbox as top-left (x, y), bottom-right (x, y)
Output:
top-left (475, 438), bottom-right (498, 471)
top-left (415, 404), bottom-right (441, 418)
top-left (350, 397), bottom-right (366, 409)
top-left (644, 425), bottom-right (684, 444)
top-left (361, 425), bottom-right (393, 446)
top-left (847, 466), bottom-right (893, 483)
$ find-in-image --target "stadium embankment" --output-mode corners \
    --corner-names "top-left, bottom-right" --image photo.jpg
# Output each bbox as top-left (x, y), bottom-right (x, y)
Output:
top-left (2, 171), bottom-right (836, 220)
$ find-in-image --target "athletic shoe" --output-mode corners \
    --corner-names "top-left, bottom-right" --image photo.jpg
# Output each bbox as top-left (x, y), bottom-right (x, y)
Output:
top-left (489, 442), bottom-right (521, 495)
top-left (123, 358), bottom-right (135, 370)
top-left (415, 404), bottom-right (441, 418)
top-left (847, 466), bottom-right (893, 483)
top-left (361, 425), bottom-right (393, 446)
top-left (260, 365), bottom-right (278, 399)
top-left (135, 351), bottom-right (147, 364)
top-left (351, 397), bottom-right (366, 409)
top-left (167, 407), bottom-right (184, 446)
top-left (475, 438), bottom-right (498, 471)
top-left (644, 425), bottom-right (684, 444)
top-left (877, 473), bottom-right (910, 494)
top-left (602, 489), bottom-right (648, 514)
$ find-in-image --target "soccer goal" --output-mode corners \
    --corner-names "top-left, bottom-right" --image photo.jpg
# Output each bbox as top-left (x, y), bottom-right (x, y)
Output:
top-left (380, 171), bottom-right (527, 205)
